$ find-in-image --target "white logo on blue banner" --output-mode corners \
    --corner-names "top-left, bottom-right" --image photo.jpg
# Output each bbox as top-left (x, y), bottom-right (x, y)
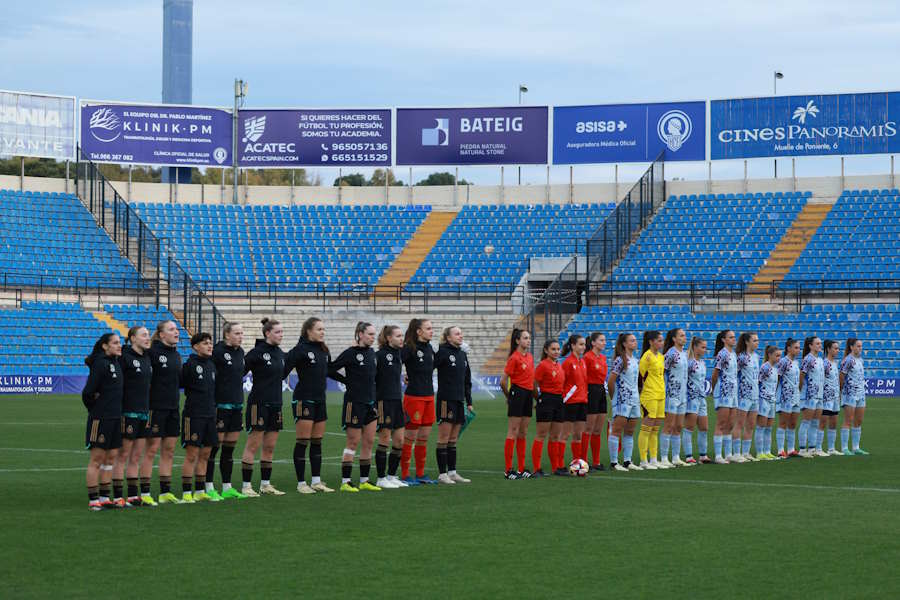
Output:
top-left (243, 115), bottom-right (266, 143)
top-left (80, 101), bottom-right (233, 166)
top-left (88, 108), bottom-right (121, 142)
top-left (553, 101), bottom-right (705, 164)
top-left (711, 91), bottom-right (900, 159)
top-left (422, 118), bottom-right (449, 146)
top-left (0, 90), bottom-right (75, 160)
top-left (657, 110), bottom-right (692, 152)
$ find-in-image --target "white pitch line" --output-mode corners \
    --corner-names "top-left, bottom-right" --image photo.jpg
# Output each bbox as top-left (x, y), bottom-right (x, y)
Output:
top-left (0, 422), bottom-right (82, 426)
top-left (461, 468), bottom-right (900, 494)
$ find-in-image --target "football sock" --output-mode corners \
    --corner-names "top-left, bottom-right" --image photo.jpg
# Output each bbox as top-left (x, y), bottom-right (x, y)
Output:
top-left (590, 433), bottom-right (602, 465)
top-left (414, 443), bottom-right (427, 478)
top-left (714, 435), bottom-right (723, 459)
top-left (206, 445), bottom-right (218, 483)
top-left (140, 476), bottom-right (151, 495)
top-left (220, 442), bottom-right (235, 484)
top-left (531, 439), bottom-right (543, 472)
top-left (359, 459), bottom-right (371, 483)
top-left (660, 434), bottom-right (670, 461)
top-left (375, 444), bottom-right (388, 479)
top-left (671, 433), bottom-right (681, 461)
top-left (827, 428), bottom-right (836, 451)
top-left (742, 439), bottom-right (751, 455)
top-left (241, 461), bottom-right (253, 486)
top-left (310, 437), bottom-right (323, 478)
top-left (436, 443), bottom-right (448, 474)
top-left (260, 460), bottom-right (272, 483)
top-left (816, 428), bottom-right (824, 451)
top-left (580, 432), bottom-right (590, 462)
top-left (841, 427), bottom-right (850, 451)
top-left (447, 442), bottom-right (457, 472)
top-left (112, 478), bottom-right (123, 500)
top-left (649, 426), bottom-right (660, 461)
top-left (608, 435), bottom-right (619, 464)
top-left (798, 420), bottom-right (809, 450)
top-left (776, 428), bottom-right (786, 452)
top-left (182, 475), bottom-right (192, 494)
top-left (388, 445), bottom-right (402, 477)
top-left (503, 438), bottom-right (514, 472)
top-left (127, 477), bottom-right (138, 498)
top-left (786, 428), bottom-right (796, 452)
top-left (570, 440), bottom-right (581, 464)
top-left (697, 430), bottom-right (708, 456)
top-left (851, 426), bottom-right (861, 450)
top-left (638, 425), bottom-right (650, 463)
top-left (159, 475), bottom-right (171, 494)
top-left (293, 438), bottom-right (308, 482)
top-left (516, 437), bottom-right (526, 472)
top-left (622, 435), bottom-right (634, 463)
top-left (682, 429), bottom-right (693, 457)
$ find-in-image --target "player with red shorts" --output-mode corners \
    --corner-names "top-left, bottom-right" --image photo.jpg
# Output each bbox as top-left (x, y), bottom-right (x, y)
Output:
top-left (400, 318), bottom-right (436, 485)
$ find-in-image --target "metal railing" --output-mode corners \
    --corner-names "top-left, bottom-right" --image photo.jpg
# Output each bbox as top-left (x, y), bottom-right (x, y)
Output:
top-left (586, 152), bottom-right (666, 281)
top-left (74, 152), bottom-right (226, 338)
top-left (525, 154), bottom-right (667, 350)
top-left (201, 281), bottom-right (521, 314)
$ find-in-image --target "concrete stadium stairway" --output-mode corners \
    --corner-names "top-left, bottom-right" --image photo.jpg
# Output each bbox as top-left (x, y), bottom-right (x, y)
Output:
top-left (375, 211), bottom-right (458, 291)
top-left (219, 305), bottom-right (517, 374)
top-left (749, 200), bottom-right (834, 292)
top-left (91, 311), bottom-right (130, 336)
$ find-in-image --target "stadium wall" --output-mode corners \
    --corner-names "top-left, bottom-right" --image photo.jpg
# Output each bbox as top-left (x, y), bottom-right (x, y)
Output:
top-left (2, 173), bottom-right (897, 207)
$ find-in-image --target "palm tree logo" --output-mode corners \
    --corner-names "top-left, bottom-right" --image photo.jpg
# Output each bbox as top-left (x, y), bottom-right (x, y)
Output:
top-left (792, 100), bottom-right (819, 124)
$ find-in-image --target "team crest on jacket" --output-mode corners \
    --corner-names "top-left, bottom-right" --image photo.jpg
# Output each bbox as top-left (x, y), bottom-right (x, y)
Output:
top-left (449, 355), bottom-right (456, 365)
top-left (352, 416), bottom-right (358, 424)
top-left (159, 355), bottom-right (167, 365)
top-left (386, 353), bottom-right (393, 363)
top-left (132, 359), bottom-right (140, 368)
top-left (224, 352), bottom-right (232, 361)
top-left (356, 353), bottom-right (364, 363)
top-left (416, 350), bottom-right (424, 361)
top-left (191, 433), bottom-right (199, 441)
top-left (126, 424), bottom-right (134, 434)
top-left (98, 433), bottom-right (105, 443)
top-left (196, 366), bottom-right (203, 374)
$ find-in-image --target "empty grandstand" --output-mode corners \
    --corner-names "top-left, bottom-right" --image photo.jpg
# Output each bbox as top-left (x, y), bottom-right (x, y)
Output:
top-left (611, 191), bottom-right (811, 283)
top-left (0, 190), bottom-right (141, 288)
top-left (562, 303), bottom-right (899, 379)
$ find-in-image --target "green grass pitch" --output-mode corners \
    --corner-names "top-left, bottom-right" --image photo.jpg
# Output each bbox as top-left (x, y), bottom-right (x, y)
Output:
top-left (1, 394), bottom-right (898, 599)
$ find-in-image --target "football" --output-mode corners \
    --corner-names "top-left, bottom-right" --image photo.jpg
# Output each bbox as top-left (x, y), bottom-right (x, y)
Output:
top-left (568, 458), bottom-right (589, 477)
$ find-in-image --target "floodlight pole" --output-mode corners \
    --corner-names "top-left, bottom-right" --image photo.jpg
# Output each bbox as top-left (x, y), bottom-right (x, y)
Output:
top-left (232, 78), bottom-right (247, 205)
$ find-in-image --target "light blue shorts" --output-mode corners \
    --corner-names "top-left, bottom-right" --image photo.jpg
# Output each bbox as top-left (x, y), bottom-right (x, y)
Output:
top-left (777, 399), bottom-right (800, 414)
top-left (737, 395), bottom-right (758, 412)
top-left (822, 398), bottom-right (840, 413)
top-left (841, 395), bottom-right (866, 409)
top-left (714, 394), bottom-right (736, 410)
top-left (802, 396), bottom-right (823, 411)
top-left (665, 397), bottom-right (687, 415)
top-left (614, 403), bottom-right (641, 419)
top-left (757, 400), bottom-right (776, 419)
top-left (686, 397), bottom-right (708, 417)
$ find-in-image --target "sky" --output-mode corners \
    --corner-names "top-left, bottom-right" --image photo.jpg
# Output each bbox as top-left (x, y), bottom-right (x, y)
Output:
top-left (2, 0), bottom-right (900, 185)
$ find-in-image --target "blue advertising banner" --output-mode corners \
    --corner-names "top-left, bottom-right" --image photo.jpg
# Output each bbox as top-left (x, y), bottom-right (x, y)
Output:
top-left (0, 90), bottom-right (75, 160)
top-left (79, 101), bottom-right (233, 166)
top-left (238, 108), bottom-right (391, 167)
top-left (553, 101), bottom-right (706, 164)
top-left (711, 92), bottom-right (900, 159)
top-left (396, 106), bottom-right (548, 165)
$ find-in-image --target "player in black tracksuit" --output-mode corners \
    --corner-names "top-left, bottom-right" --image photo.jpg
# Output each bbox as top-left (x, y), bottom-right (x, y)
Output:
top-left (434, 326), bottom-right (474, 484)
top-left (283, 316), bottom-right (333, 493)
top-left (141, 321), bottom-right (183, 503)
top-left (180, 332), bottom-right (218, 502)
top-left (400, 318), bottom-right (437, 484)
top-left (209, 323), bottom-right (246, 500)
top-left (329, 321), bottom-right (380, 492)
top-left (239, 318), bottom-right (287, 496)
top-left (82, 332), bottom-right (124, 510)
top-left (374, 324), bottom-right (407, 487)
top-left (113, 326), bottom-right (153, 506)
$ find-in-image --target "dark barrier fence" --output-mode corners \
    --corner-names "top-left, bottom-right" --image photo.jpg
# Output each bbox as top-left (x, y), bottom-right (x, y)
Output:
top-left (74, 152), bottom-right (225, 338)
